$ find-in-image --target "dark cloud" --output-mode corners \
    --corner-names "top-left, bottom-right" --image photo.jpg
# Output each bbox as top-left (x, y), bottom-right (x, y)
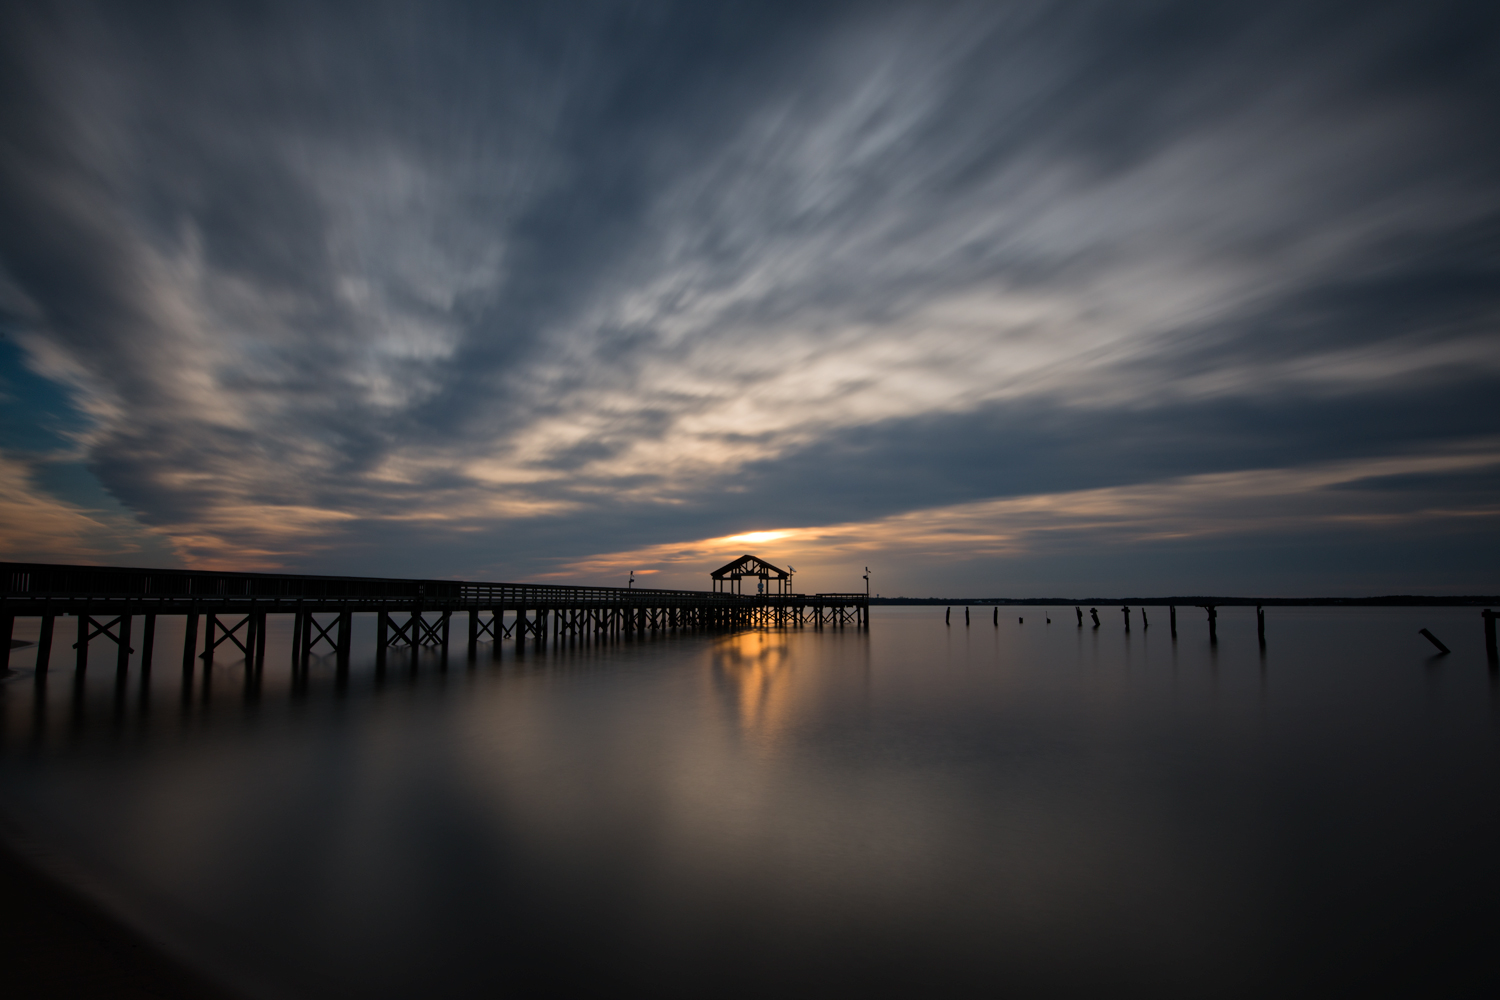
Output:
top-left (0, 0), bottom-right (1497, 588)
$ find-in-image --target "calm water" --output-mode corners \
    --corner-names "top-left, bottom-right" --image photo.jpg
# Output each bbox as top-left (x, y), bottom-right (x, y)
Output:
top-left (2, 606), bottom-right (1498, 999)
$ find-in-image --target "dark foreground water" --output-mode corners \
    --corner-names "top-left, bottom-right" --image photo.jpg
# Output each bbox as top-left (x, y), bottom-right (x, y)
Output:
top-left (2, 606), bottom-right (1498, 999)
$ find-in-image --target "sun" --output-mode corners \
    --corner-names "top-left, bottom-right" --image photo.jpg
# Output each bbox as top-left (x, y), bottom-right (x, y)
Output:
top-left (723, 530), bottom-right (790, 546)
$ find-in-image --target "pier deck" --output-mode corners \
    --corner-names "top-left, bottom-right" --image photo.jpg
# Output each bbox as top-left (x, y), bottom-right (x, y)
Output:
top-left (0, 561), bottom-right (868, 682)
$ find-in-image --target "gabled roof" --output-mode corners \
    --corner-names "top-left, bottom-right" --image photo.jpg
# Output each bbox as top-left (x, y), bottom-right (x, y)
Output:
top-left (709, 554), bottom-right (790, 580)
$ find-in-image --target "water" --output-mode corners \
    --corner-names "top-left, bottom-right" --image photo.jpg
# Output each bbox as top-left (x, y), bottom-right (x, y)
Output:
top-left (2, 606), bottom-right (1498, 998)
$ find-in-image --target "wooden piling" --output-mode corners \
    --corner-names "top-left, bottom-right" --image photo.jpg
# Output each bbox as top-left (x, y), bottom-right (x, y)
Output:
top-left (140, 612), bottom-right (156, 680)
top-left (253, 611), bottom-right (267, 675)
top-left (1169, 605), bottom-right (1177, 638)
top-left (115, 606), bottom-right (133, 683)
top-left (1419, 628), bottom-right (1450, 655)
top-left (301, 610), bottom-right (315, 671)
top-left (182, 604), bottom-right (199, 682)
top-left (965, 606), bottom-right (970, 626)
top-left (0, 599), bottom-right (12, 674)
top-left (1256, 606), bottom-right (1265, 647)
top-left (35, 603), bottom-right (55, 686)
top-left (75, 601), bottom-right (90, 675)
top-left (1122, 606), bottom-right (1131, 632)
top-left (409, 606), bottom-right (422, 668)
top-left (290, 602), bottom-right (304, 672)
top-left (1483, 610), bottom-right (1497, 663)
top-left (241, 609), bottom-right (256, 672)
top-left (946, 607), bottom-right (951, 625)
top-left (202, 612), bottom-right (216, 667)
top-left (336, 608), bottom-right (352, 677)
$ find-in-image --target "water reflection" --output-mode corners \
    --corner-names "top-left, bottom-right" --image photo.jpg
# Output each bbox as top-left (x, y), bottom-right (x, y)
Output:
top-left (1, 608), bottom-right (1498, 1000)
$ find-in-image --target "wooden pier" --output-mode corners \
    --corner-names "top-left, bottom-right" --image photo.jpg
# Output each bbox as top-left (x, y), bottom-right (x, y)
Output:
top-left (0, 559), bottom-right (869, 683)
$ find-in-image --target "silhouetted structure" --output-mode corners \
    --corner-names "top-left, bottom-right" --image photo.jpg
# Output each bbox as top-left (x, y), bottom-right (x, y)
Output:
top-left (0, 559), bottom-right (869, 686)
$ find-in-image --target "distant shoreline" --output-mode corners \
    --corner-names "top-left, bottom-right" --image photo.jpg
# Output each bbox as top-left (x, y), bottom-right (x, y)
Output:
top-left (869, 596), bottom-right (1499, 607)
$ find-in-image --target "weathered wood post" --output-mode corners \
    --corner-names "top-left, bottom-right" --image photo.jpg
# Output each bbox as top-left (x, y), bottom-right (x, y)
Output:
top-left (1075, 606), bottom-right (1082, 627)
top-left (965, 606), bottom-right (970, 626)
top-left (140, 610), bottom-right (156, 681)
top-left (1090, 607), bottom-right (1100, 628)
top-left (243, 603), bottom-right (257, 673)
top-left (1122, 606), bottom-right (1131, 632)
top-left (115, 604), bottom-right (133, 683)
top-left (439, 610), bottom-right (451, 668)
top-left (0, 598), bottom-right (12, 674)
top-left (253, 611), bottom-right (267, 675)
top-left (1256, 606), bottom-right (1266, 647)
top-left (290, 600), bottom-right (305, 673)
top-left (492, 606), bottom-right (504, 660)
top-left (182, 602), bottom-right (200, 682)
top-left (515, 607), bottom-right (526, 652)
top-left (1169, 605), bottom-right (1177, 638)
top-left (946, 607), bottom-right (951, 625)
top-left (376, 609), bottom-right (389, 675)
top-left (336, 607), bottom-right (352, 677)
top-left (1203, 605), bottom-right (1218, 644)
top-left (35, 600), bottom-right (55, 687)
top-left (1141, 608), bottom-right (1149, 629)
top-left (1483, 610), bottom-right (1497, 664)
top-left (301, 609), bottom-right (315, 672)
top-left (1419, 628), bottom-right (1450, 655)
top-left (75, 600), bottom-right (90, 675)
top-left (467, 605), bottom-right (478, 660)
top-left (409, 605), bottom-right (422, 668)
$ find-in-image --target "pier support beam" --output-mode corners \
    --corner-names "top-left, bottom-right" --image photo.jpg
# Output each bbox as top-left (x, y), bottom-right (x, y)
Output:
top-left (376, 610), bottom-right (389, 675)
top-left (35, 601), bottom-right (55, 686)
top-left (0, 601), bottom-right (12, 674)
top-left (140, 612), bottom-right (156, 681)
top-left (182, 605), bottom-right (200, 683)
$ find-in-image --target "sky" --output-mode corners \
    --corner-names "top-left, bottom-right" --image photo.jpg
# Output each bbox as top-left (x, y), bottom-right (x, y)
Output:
top-left (1, 0), bottom-right (1497, 597)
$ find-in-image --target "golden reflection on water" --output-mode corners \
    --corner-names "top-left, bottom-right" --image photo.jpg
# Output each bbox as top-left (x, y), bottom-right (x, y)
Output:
top-left (710, 630), bottom-right (797, 742)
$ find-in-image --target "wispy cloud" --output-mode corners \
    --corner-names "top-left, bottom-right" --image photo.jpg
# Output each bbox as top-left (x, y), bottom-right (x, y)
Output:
top-left (0, 1), bottom-right (1496, 588)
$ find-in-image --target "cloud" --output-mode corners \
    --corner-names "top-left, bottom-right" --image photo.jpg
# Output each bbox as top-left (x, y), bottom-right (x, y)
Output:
top-left (551, 442), bottom-right (1500, 593)
top-left (0, 1), bottom-right (1496, 588)
top-left (0, 450), bottom-right (170, 562)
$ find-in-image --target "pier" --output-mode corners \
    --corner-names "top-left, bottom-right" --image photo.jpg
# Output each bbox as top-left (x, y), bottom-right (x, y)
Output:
top-left (0, 558), bottom-right (870, 683)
